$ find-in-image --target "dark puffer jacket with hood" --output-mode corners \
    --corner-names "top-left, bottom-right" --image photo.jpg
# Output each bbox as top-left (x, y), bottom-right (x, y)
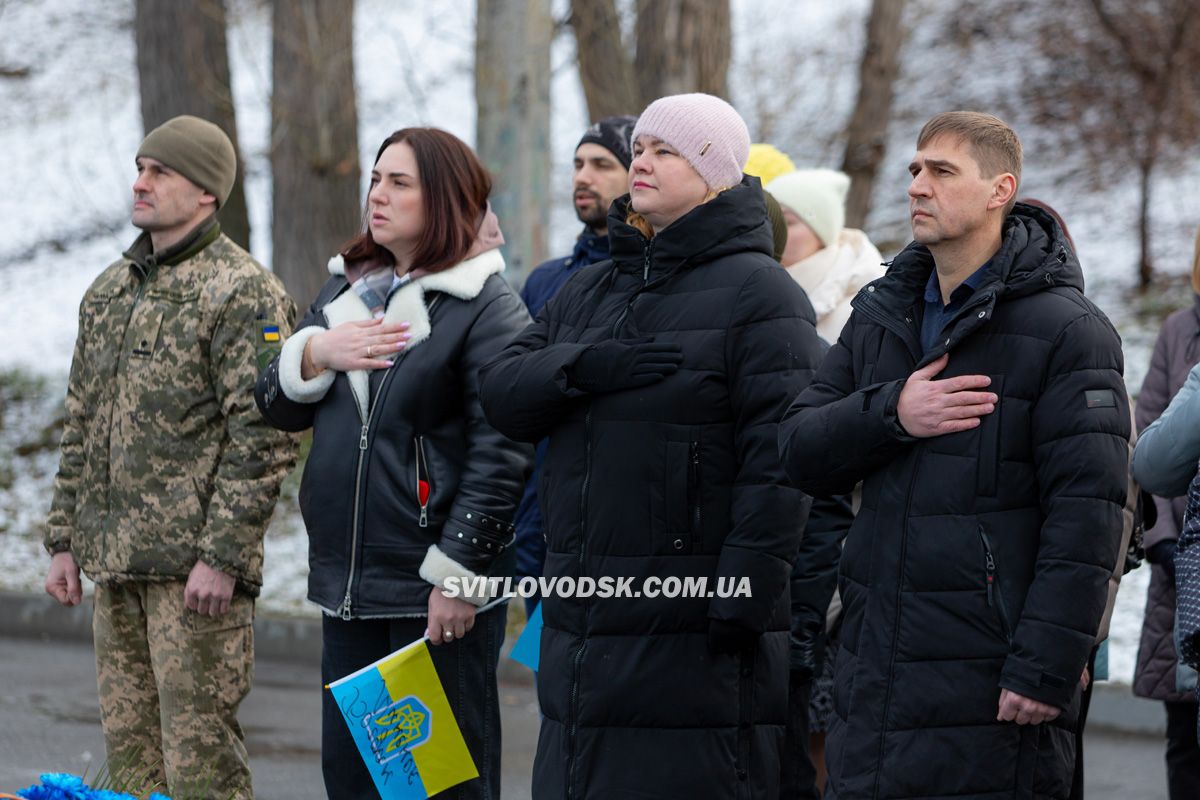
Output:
top-left (779, 203), bottom-right (1130, 800)
top-left (479, 177), bottom-right (826, 800)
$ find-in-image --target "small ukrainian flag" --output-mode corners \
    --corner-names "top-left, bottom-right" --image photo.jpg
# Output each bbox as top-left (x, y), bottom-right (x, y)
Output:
top-left (328, 636), bottom-right (479, 798)
top-left (262, 325), bottom-right (281, 343)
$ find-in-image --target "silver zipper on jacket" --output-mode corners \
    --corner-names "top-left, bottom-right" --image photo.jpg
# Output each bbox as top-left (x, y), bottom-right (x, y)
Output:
top-left (340, 378), bottom-right (391, 621)
top-left (610, 242), bottom-right (654, 337)
top-left (415, 435), bottom-right (431, 528)
top-left (979, 526), bottom-right (1013, 642)
top-left (338, 296), bottom-right (441, 620)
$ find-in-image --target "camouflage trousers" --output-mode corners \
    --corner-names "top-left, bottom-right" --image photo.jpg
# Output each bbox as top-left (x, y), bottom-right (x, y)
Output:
top-left (92, 580), bottom-right (255, 799)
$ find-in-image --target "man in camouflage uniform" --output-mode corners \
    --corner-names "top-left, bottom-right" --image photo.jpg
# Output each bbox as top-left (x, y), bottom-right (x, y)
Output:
top-left (43, 115), bottom-right (298, 799)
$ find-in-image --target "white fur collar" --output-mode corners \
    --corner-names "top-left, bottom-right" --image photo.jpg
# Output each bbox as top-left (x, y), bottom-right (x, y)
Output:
top-left (321, 249), bottom-right (506, 420)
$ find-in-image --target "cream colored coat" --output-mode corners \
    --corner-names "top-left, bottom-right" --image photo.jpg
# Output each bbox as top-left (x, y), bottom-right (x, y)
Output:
top-left (784, 228), bottom-right (885, 343)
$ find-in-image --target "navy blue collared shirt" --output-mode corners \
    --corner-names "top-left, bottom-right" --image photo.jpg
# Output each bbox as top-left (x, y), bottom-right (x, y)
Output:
top-left (920, 261), bottom-right (992, 354)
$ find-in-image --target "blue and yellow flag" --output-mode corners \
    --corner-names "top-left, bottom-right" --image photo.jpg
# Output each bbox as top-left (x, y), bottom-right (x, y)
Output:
top-left (328, 638), bottom-right (478, 798)
top-left (509, 602), bottom-right (542, 672)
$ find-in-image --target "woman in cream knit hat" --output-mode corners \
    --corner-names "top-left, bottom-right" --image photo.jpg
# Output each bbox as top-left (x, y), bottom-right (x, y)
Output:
top-left (767, 168), bottom-right (886, 343)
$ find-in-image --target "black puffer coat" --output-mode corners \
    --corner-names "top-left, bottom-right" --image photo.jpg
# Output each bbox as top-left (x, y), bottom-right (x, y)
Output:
top-left (479, 178), bottom-right (825, 800)
top-left (256, 250), bottom-right (533, 617)
top-left (779, 204), bottom-right (1130, 800)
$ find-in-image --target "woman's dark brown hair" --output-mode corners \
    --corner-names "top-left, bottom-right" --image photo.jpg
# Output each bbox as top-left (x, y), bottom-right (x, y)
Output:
top-left (341, 127), bottom-right (492, 274)
top-left (1019, 197), bottom-right (1076, 252)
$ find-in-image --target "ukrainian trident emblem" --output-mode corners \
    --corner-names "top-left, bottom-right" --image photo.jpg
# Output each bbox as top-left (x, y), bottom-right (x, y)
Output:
top-left (363, 695), bottom-right (433, 763)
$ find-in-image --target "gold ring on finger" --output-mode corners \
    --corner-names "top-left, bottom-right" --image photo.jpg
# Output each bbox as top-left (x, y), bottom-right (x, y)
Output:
top-left (367, 344), bottom-right (374, 358)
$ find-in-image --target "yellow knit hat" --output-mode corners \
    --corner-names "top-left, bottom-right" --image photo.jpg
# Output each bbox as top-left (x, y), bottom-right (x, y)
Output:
top-left (744, 144), bottom-right (796, 187)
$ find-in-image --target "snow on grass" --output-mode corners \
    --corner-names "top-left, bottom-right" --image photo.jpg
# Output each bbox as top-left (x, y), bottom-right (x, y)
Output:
top-left (0, 0), bottom-right (1194, 666)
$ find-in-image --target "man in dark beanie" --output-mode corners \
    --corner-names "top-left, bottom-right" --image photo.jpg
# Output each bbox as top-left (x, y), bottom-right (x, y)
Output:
top-left (43, 115), bottom-right (298, 799)
top-left (513, 114), bottom-right (636, 616)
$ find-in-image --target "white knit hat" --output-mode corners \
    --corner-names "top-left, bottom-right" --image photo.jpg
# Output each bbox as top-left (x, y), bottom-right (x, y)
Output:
top-left (766, 169), bottom-right (852, 247)
top-left (631, 93), bottom-right (750, 189)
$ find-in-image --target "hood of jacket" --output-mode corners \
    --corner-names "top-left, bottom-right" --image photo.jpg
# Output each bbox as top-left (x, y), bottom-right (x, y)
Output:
top-left (607, 174), bottom-right (775, 279)
top-left (867, 201), bottom-right (1084, 318)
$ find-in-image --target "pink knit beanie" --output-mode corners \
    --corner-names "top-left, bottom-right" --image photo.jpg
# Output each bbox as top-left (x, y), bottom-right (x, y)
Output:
top-left (631, 93), bottom-right (750, 190)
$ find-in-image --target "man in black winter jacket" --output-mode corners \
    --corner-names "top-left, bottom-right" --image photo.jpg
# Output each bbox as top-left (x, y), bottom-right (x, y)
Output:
top-left (779, 112), bottom-right (1130, 800)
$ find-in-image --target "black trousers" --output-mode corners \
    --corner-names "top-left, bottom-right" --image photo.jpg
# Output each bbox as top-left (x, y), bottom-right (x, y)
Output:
top-left (1165, 700), bottom-right (1200, 800)
top-left (320, 605), bottom-right (506, 800)
top-left (1068, 647), bottom-right (1098, 800)
top-left (781, 670), bottom-right (820, 799)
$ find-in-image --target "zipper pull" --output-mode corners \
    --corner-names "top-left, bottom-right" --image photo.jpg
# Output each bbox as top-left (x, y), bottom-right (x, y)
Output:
top-left (643, 247), bottom-right (651, 282)
top-left (359, 424), bottom-right (369, 450)
top-left (419, 506), bottom-right (429, 528)
top-left (985, 551), bottom-right (996, 606)
top-left (340, 590), bottom-right (352, 620)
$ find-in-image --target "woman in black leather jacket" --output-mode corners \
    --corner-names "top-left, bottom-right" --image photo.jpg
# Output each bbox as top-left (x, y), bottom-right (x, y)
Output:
top-left (256, 127), bottom-right (532, 799)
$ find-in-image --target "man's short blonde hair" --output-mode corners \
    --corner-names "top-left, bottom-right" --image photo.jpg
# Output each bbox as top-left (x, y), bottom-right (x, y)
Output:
top-left (917, 111), bottom-right (1023, 214)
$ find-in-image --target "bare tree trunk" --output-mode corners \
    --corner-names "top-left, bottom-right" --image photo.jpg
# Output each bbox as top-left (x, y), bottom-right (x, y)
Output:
top-left (841, 0), bottom-right (909, 229)
top-left (1138, 157), bottom-right (1154, 289)
top-left (634, 0), bottom-right (731, 104)
top-left (476, 0), bottom-right (553, 286)
top-left (570, 0), bottom-right (639, 120)
top-left (135, 0), bottom-right (251, 250)
top-left (270, 0), bottom-right (360, 306)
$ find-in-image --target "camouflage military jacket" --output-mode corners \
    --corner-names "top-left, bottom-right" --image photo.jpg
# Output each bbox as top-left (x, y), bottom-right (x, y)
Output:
top-left (46, 218), bottom-right (299, 594)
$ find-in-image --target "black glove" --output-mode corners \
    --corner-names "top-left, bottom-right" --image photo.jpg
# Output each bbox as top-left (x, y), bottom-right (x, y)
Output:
top-left (788, 614), bottom-right (825, 682)
top-left (707, 619), bottom-right (758, 654)
top-left (1148, 539), bottom-right (1178, 582)
top-left (567, 336), bottom-right (684, 394)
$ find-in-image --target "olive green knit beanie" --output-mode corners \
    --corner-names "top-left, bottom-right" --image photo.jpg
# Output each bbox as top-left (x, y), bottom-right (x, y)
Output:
top-left (763, 190), bottom-right (788, 263)
top-left (136, 115), bottom-right (236, 207)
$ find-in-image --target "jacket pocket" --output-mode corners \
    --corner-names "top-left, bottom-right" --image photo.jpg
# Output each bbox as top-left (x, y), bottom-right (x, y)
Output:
top-left (858, 363), bottom-right (876, 412)
top-left (414, 436), bottom-right (432, 528)
top-left (976, 374), bottom-right (1003, 496)
top-left (140, 286), bottom-right (201, 360)
top-left (980, 525), bottom-right (1013, 642)
top-left (171, 475), bottom-right (206, 535)
top-left (661, 440), bottom-right (694, 554)
top-left (129, 309), bottom-right (164, 360)
top-left (184, 590), bottom-right (255, 634)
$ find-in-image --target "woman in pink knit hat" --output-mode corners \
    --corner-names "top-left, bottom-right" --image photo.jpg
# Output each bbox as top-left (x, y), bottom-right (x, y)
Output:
top-left (480, 93), bottom-right (825, 799)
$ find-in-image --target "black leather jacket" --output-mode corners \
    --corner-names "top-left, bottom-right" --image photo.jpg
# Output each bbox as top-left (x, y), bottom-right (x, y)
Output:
top-left (257, 254), bottom-right (533, 617)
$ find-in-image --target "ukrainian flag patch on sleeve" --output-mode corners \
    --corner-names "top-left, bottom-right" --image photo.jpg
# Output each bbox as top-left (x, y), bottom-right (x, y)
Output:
top-left (255, 319), bottom-right (284, 370)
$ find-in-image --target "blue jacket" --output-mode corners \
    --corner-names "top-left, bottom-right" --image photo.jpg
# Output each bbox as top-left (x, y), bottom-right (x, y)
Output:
top-left (1134, 359), bottom-right (1200, 677)
top-left (1133, 361), bottom-right (1200, 498)
top-left (513, 229), bottom-right (611, 580)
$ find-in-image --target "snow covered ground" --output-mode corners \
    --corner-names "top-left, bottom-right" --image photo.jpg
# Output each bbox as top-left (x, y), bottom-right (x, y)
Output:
top-left (0, 0), bottom-right (1193, 682)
